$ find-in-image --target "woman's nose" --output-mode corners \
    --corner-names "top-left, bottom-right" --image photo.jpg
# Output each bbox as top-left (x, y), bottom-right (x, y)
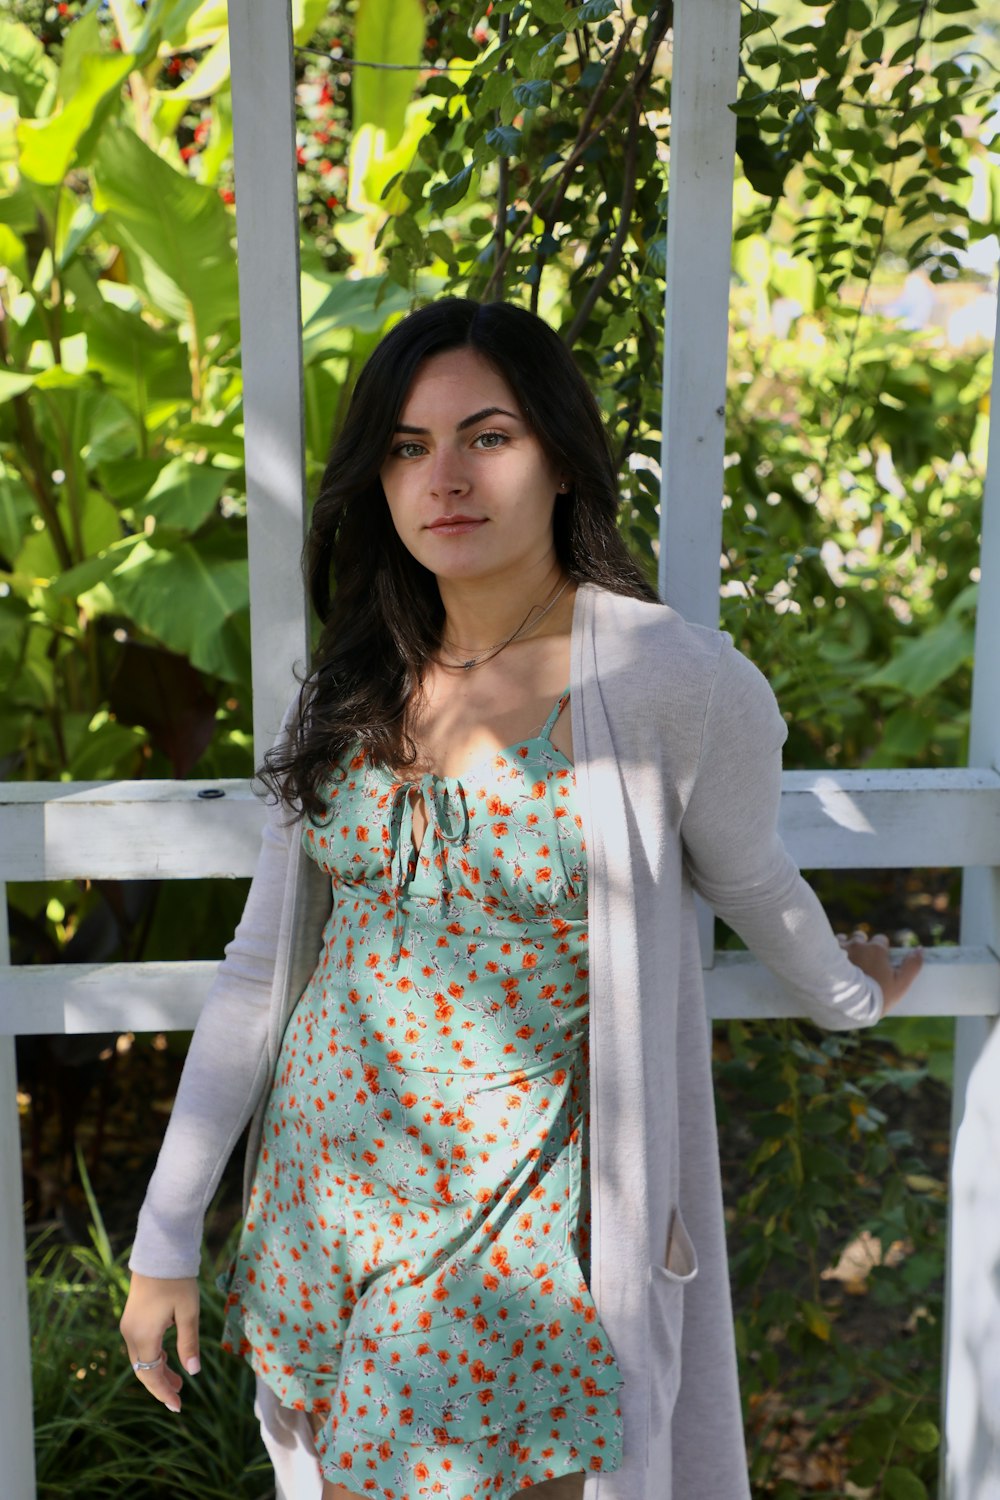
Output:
top-left (428, 448), bottom-right (469, 497)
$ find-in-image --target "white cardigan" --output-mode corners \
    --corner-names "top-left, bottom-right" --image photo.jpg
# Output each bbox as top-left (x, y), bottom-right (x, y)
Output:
top-left (132, 582), bottom-right (882, 1500)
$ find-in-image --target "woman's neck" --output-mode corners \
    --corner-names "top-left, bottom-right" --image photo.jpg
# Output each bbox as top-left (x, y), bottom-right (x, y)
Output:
top-left (438, 561), bottom-right (568, 655)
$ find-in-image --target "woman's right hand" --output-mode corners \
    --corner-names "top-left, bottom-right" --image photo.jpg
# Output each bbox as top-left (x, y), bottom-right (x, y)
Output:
top-left (119, 1272), bottom-right (201, 1413)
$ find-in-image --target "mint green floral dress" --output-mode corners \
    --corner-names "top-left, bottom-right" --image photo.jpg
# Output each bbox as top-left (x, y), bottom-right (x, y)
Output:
top-left (222, 690), bottom-right (623, 1498)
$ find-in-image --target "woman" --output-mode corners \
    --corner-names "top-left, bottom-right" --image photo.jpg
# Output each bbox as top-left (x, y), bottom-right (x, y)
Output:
top-left (121, 298), bottom-right (922, 1500)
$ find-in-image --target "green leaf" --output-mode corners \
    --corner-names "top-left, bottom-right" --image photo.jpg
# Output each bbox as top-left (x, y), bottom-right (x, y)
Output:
top-left (934, 24), bottom-right (973, 43)
top-left (479, 72), bottom-right (513, 113)
top-left (861, 27), bottom-right (884, 61)
top-left (430, 163), bottom-right (474, 212)
top-left (485, 124), bottom-right (522, 157)
top-left (0, 18), bottom-right (56, 115)
top-left (141, 459), bottom-right (228, 532)
top-left (884, 1467), bottom-right (928, 1500)
top-left (66, 716), bottom-right (146, 781)
top-left (847, 0), bottom-right (872, 28)
top-left (572, 0), bottom-right (616, 23)
top-left (530, 0), bottom-right (568, 22)
top-left (935, 0), bottom-right (976, 10)
top-left (902, 1420), bottom-right (940, 1454)
top-left (0, 369), bottom-right (36, 404)
top-left (17, 49), bottom-right (133, 185)
top-left (862, 615), bottom-right (973, 698)
top-left (513, 79), bottom-right (553, 110)
top-left (0, 472), bottom-right (34, 561)
top-left (300, 271), bottom-right (411, 363)
top-left (799, 1300), bottom-right (832, 1341)
top-left (889, 36), bottom-right (921, 65)
top-left (92, 126), bottom-right (239, 344)
top-left (104, 534), bottom-right (251, 681)
top-left (292, 0), bottom-right (331, 44)
top-left (354, 0), bottom-right (426, 147)
top-left (87, 300), bottom-right (192, 416)
top-left (49, 534), bottom-right (146, 601)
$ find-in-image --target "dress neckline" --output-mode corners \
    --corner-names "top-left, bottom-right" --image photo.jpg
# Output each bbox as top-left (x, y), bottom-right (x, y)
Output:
top-left (372, 733), bottom-right (574, 790)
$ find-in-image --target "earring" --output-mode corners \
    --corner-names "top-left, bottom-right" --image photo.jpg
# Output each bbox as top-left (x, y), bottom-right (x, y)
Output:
top-left (558, 481), bottom-right (570, 492)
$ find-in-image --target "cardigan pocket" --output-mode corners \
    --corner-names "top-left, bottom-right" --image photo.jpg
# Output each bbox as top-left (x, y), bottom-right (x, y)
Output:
top-left (648, 1207), bottom-right (699, 1453)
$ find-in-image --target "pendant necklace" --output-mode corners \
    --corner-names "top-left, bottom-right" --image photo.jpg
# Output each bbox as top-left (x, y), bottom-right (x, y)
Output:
top-left (438, 578), bottom-right (572, 672)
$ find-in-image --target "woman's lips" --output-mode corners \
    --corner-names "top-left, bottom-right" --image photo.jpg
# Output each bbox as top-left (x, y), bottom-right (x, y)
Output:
top-left (426, 516), bottom-right (487, 535)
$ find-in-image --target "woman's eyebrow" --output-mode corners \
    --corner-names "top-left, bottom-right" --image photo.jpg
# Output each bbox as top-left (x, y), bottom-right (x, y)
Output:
top-left (394, 406), bottom-right (521, 434)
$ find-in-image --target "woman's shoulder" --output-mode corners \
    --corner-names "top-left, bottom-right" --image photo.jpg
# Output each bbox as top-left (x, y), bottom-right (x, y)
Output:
top-left (583, 583), bottom-right (731, 679)
top-left (582, 583), bottom-right (779, 745)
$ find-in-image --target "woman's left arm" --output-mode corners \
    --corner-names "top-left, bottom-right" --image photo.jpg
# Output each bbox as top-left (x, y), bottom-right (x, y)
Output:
top-left (679, 637), bottom-right (922, 1027)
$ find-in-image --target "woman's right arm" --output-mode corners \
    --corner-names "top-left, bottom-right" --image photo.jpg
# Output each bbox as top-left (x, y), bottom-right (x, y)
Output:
top-left (120, 783), bottom-right (297, 1408)
top-left (128, 800), bottom-right (294, 1278)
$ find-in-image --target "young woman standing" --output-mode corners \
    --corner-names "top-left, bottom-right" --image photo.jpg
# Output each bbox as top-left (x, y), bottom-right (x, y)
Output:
top-left (120, 299), bottom-right (922, 1500)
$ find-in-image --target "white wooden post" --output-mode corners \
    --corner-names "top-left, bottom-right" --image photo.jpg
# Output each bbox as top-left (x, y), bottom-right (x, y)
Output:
top-left (943, 283), bottom-right (1000, 1499)
top-left (0, 891), bottom-right (36, 1500)
top-left (227, 5), bottom-right (308, 1498)
top-left (658, 0), bottom-right (740, 964)
top-left (228, 0), bottom-right (310, 754)
top-left (658, 0), bottom-right (740, 627)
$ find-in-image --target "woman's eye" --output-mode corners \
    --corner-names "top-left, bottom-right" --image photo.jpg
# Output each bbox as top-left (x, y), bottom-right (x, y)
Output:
top-left (394, 441), bottom-right (426, 459)
top-left (474, 431), bottom-right (507, 449)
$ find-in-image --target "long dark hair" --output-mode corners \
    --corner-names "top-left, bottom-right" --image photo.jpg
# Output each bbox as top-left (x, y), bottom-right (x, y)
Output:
top-left (260, 297), bottom-right (659, 818)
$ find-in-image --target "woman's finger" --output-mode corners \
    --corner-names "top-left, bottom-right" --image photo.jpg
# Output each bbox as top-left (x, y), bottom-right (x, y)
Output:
top-left (122, 1344), bottom-right (183, 1412)
top-left (175, 1301), bottom-right (202, 1378)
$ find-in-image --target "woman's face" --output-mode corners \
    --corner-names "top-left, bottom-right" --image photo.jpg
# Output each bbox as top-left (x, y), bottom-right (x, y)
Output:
top-left (379, 347), bottom-right (565, 585)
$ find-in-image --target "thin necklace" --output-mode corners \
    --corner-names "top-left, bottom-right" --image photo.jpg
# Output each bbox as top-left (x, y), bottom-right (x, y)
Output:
top-left (437, 578), bottom-right (572, 672)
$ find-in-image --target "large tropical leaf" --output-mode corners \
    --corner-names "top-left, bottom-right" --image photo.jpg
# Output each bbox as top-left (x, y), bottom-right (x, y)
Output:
top-left (354, 0), bottom-right (427, 147)
top-left (17, 20), bottom-right (134, 187)
top-left (140, 458), bottom-right (228, 533)
top-left (0, 19), bottom-right (56, 116)
top-left (92, 126), bottom-right (240, 347)
top-left (87, 300), bottom-right (192, 422)
top-left (0, 471), bottom-right (35, 563)
top-left (101, 532), bottom-right (251, 682)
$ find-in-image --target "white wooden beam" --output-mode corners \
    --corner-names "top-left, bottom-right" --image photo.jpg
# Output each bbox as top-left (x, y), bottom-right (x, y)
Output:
top-left (0, 892), bottom-right (37, 1500)
top-left (658, 0), bottom-right (740, 626)
top-left (0, 781), bottom-right (261, 880)
top-left (1, 946), bottom-right (995, 1038)
top-left (944, 282), bottom-right (1000, 1500)
top-left (3, 769), bottom-right (998, 880)
top-left (228, 0), bottom-right (310, 756)
top-left (705, 946), bottom-right (1000, 1022)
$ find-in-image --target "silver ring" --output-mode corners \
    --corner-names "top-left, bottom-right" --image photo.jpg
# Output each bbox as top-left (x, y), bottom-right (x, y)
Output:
top-left (132, 1353), bottom-right (165, 1372)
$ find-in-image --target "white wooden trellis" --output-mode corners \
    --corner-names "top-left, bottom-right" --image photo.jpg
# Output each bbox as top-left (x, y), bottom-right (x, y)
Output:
top-left (0, 1), bottom-right (998, 1495)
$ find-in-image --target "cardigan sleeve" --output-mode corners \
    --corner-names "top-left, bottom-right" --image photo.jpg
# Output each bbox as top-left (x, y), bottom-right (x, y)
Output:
top-left (128, 718), bottom-right (301, 1279)
top-left (679, 636), bottom-right (884, 1030)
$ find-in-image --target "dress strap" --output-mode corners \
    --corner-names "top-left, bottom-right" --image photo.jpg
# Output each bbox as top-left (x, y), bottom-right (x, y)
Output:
top-left (538, 686), bottom-right (571, 742)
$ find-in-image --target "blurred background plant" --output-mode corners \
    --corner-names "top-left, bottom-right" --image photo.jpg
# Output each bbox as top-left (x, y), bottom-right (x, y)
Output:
top-left (2, 0), bottom-right (998, 1493)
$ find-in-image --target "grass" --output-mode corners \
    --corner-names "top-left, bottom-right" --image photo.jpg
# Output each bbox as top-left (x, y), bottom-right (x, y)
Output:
top-left (31, 1163), bottom-right (274, 1499)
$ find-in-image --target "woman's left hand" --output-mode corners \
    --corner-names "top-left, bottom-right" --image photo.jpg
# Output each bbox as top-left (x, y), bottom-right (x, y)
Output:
top-left (836, 929), bottom-right (923, 1015)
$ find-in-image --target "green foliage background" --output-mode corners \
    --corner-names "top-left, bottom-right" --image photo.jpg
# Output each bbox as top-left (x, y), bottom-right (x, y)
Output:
top-left (2, 0), bottom-right (998, 1494)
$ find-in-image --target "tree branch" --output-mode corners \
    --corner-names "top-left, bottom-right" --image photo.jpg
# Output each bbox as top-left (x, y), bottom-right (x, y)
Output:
top-left (488, 13), bottom-right (512, 300)
top-left (563, 98), bottom-right (641, 347)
